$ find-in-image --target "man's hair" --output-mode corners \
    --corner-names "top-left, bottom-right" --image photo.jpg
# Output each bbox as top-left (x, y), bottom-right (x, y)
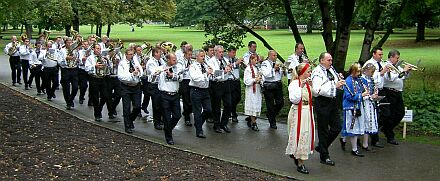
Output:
top-left (248, 41), bottom-right (256, 47)
top-left (319, 52), bottom-right (328, 62)
top-left (228, 46), bottom-right (237, 52)
top-left (295, 43), bottom-right (304, 50)
top-left (152, 47), bottom-right (162, 55)
top-left (180, 41), bottom-right (188, 47)
top-left (372, 47), bottom-right (383, 54)
top-left (214, 45), bottom-right (224, 52)
top-left (183, 44), bottom-right (193, 54)
top-left (203, 44), bottom-right (214, 51)
top-left (388, 49), bottom-right (400, 58)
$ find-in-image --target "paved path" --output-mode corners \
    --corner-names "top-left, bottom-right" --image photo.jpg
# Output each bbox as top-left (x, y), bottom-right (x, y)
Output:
top-left (1, 55), bottom-right (439, 180)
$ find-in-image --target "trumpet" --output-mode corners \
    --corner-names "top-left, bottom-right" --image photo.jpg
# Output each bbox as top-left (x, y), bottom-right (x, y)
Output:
top-left (384, 62), bottom-right (402, 74)
top-left (401, 60), bottom-right (424, 71)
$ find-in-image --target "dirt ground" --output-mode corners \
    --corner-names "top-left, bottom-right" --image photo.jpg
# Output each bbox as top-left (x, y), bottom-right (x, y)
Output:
top-left (0, 84), bottom-right (293, 180)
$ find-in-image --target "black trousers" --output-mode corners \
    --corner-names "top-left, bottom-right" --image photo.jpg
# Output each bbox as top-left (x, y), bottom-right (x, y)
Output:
top-left (262, 82), bottom-right (284, 126)
top-left (229, 79), bottom-right (241, 118)
top-left (29, 65), bottom-right (43, 92)
top-left (78, 69), bottom-right (89, 101)
top-left (190, 87), bottom-right (212, 135)
top-left (314, 96), bottom-right (342, 160)
top-left (377, 88), bottom-right (405, 141)
top-left (20, 59), bottom-right (30, 87)
top-left (89, 77), bottom-right (112, 118)
top-left (43, 67), bottom-right (59, 99)
top-left (60, 68), bottom-right (79, 106)
top-left (148, 83), bottom-right (163, 125)
top-left (161, 92), bottom-right (182, 141)
top-left (179, 79), bottom-right (192, 121)
top-left (9, 56), bottom-right (21, 84)
top-left (107, 76), bottom-right (121, 115)
top-left (121, 84), bottom-right (142, 130)
top-left (210, 81), bottom-right (232, 128)
top-left (141, 78), bottom-right (151, 112)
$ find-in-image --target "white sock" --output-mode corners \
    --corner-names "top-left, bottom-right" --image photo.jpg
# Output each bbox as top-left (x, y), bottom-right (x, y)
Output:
top-left (350, 136), bottom-right (358, 151)
top-left (363, 134), bottom-right (369, 148)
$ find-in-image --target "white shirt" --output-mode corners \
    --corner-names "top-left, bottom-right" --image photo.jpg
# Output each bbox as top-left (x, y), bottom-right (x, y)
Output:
top-left (177, 56), bottom-right (193, 80)
top-left (57, 48), bottom-right (79, 68)
top-left (243, 51), bottom-right (258, 65)
top-left (311, 65), bottom-right (340, 98)
top-left (207, 56), bottom-right (230, 82)
top-left (85, 53), bottom-right (110, 76)
top-left (146, 56), bottom-right (166, 84)
top-left (189, 61), bottom-right (210, 88)
top-left (383, 60), bottom-right (407, 92)
top-left (118, 57), bottom-right (143, 86)
top-left (78, 49), bottom-right (87, 70)
top-left (4, 42), bottom-right (20, 56)
top-left (224, 56), bottom-right (240, 80)
top-left (286, 53), bottom-right (301, 80)
top-left (40, 49), bottom-right (58, 68)
top-left (364, 58), bottom-right (384, 89)
top-left (260, 59), bottom-right (283, 82)
top-left (19, 45), bottom-right (32, 60)
top-left (29, 49), bottom-right (42, 66)
top-left (175, 49), bottom-right (184, 61)
top-left (158, 65), bottom-right (183, 93)
top-left (99, 42), bottom-right (106, 52)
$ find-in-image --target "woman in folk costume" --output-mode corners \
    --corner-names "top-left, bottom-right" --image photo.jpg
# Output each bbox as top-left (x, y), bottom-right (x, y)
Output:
top-left (360, 63), bottom-right (379, 151)
top-left (341, 63), bottom-right (368, 157)
top-left (285, 63), bottom-right (314, 174)
top-left (244, 54), bottom-right (262, 131)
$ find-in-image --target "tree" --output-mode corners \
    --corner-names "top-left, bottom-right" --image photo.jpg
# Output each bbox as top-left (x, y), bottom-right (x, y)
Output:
top-left (401, 0), bottom-right (440, 42)
top-left (358, 0), bottom-right (386, 63)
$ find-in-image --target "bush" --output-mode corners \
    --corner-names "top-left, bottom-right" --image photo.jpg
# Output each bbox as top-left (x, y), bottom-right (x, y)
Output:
top-left (404, 91), bottom-right (440, 136)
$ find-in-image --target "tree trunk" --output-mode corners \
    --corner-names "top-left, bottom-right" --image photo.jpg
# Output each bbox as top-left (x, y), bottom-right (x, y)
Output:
top-left (358, 0), bottom-right (385, 64)
top-left (98, 23), bottom-right (103, 37)
top-left (375, 0), bottom-right (408, 48)
top-left (45, 18), bottom-right (52, 30)
top-left (38, 28), bottom-right (42, 35)
top-left (95, 23), bottom-right (99, 36)
top-left (282, 0), bottom-right (305, 45)
top-left (332, 0), bottom-right (355, 73)
top-left (3, 24), bottom-right (6, 31)
top-left (416, 15), bottom-right (425, 42)
top-left (106, 24), bottom-right (111, 37)
top-left (65, 24), bottom-right (72, 37)
top-left (73, 9), bottom-right (80, 32)
top-left (318, 0), bottom-right (333, 53)
top-left (24, 21), bottom-right (32, 40)
top-left (20, 24), bottom-right (24, 34)
top-left (306, 14), bottom-right (314, 34)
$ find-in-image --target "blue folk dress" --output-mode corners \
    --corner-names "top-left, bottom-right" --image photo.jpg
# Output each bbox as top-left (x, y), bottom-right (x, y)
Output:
top-left (342, 75), bottom-right (366, 136)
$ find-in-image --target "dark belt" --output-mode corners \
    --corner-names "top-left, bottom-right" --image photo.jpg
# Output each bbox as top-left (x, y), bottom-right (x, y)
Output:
top-left (316, 95), bottom-right (336, 100)
top-left (161, 91), bottom-right (178, 96)
top-left (190, 86), bottom-right (208, 91)
top-left (384, 87), bottom-right (400, 92)
top-left (122, 82), bottom-right (140, 87)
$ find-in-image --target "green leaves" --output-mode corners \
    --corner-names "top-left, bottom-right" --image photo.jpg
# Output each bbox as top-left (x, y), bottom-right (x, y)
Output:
top-left (404, 91), bottom-right (440, 136)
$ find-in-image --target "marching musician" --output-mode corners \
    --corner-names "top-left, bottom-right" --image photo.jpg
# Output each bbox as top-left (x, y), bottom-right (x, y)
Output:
top-left (4, 36), bottom-right (21, 86)
top-left (175, 41), bottom-right (188, 61)
top-left (19, 37), bottom-right (32, 90)
top-left (42, 41), bottom-right (60, 101)
top-left (28, 42), bottom-right (44, 95)
top-left (380, 49), bottom-right (410, 145)
top-left (134, 45), bottom-right (151, 117)
top-left (99, 35), bottom-right (109, 51)
top-left (243, 41), bottom-right (263, 65)
top-left (363, 47), bottom-right (388, 148)
top-left (177, 44), bottom-right (193, 126)
top-left (107, 45), bottom-right (122, 120)
top-left (189, 50), bottom-right (213, 138)
top-left (286, 43), bottom-right (307, 84)
top-left (52, 36), bottom-right (63, 50)
top-left (207, 45), bottom-right (232, 133)
top-left (58, 38), bottom-right (79, 110)
top-left (260, 50), bottom-right (284, 129)
top-left (158, 53), bottom-right (183, 145)
top-left (146, 48), bottom-right (166, 130)
top-left (118, 49), bottom-right (143, 134)
top-left (78, 41), bottom-right (90, 105)
top-left (204, 44), bottom-right (214, 62)
top-left (311, 52), bottom-right (345, 166)
top-left (85, 44), bottom-right (113, 122)
top-left (224, 47), bottom-right (243, 123)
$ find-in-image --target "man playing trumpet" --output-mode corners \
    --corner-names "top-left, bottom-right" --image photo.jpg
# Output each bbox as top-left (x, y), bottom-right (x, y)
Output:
top-left (58, 38), bottom-right (79, 110)
top-left (4, 36), bottom-right (21, 86)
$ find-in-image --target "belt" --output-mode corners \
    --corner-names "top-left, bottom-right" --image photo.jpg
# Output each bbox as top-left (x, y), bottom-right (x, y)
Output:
top-left (161, 91), bottom-right (178, 96)
top-left (190, 86), bottom-right (208, 90)
top-left (317, 95), bottom-right (336, 100)
top-left (384, 87), bottom-right (400, 92)
top-left (122, 82), bottom-right (140, 87)
top-left (212, 81), bottom-right (226, 84)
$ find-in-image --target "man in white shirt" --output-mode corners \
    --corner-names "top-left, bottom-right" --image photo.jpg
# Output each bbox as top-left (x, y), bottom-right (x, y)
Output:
top-left (380, 49), bottom-right (411, 146)
top-left (4, 36), bottom-right (21, 86)
top-left (260, 50), bottom-right (284, 129)
top-left (158, 53), bottom-right (183, 145)
top-left (175, 41), bottom-right (187, 61)
top-left (41, 41), bottom-right (59, 101)
top-left (19, 38), bottom-right (32, 90)
top-left (134, 45), bottom-right (151, 116)
top-left (286, 43), bottom-right (307, 83)
top-left (243, 41), bottom-right (263, 65)
top-left (146, 48), bottom-right (166, 130)
top-left (28, 42), bottom-right (44, 94)
top-left (118, 49), bottom-right (143, 134)
top-left (78, 41), bottom-right (90, 105)
top-left (58, 38), bottom-right (79, 110)
top-left (178, 44), bottom-right (193, 126)
top-left (224, 47), bottom-right (244, 123)
top-left (311, 52), bottom-right (345, 166)
top-left (189, 50), bottom-right (213, 138)
top-left (204, 44), bottom-right (214, 62)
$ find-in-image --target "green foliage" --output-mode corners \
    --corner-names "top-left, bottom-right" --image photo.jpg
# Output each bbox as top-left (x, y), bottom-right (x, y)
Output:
top-left (404, 91), bottom-right (440, 136)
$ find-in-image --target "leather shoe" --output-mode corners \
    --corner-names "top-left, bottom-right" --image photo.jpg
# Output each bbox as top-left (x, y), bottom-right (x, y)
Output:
top-left (166, 139), bottom-right (174, 145)
top-left (246, 117), bottom-right (251, 128)
top-left (196, 133), bottom-right (206, 138)
top-left (361, 146), bottom-right (372, 151)
top-left (221, 126), bottom-right (231, 133)
top-left (372, 142), bottom-right (384, 148)
top-left (185, 120), bottom-right (192, 126)
top-left (231, 117), bottom-right (239, 123)
top-left (154, 124), bottom-right (163, 130)
top-left (125, 128), bottom-right (133, 134)
top-left (270, 124), bottom-right (277, 129)
top-left (95, 117), bottom-right (102, 122)
top-left (79, 99), bottom-right (84, 104)
top-left (214, 126), bottom-right (223, 133)
top-left (251, 123), bottom-right (259, 131)
top-left (351, 150), bottom-right (365, 157)
top-left (339, 138), bottom-right (346, 151)
top-left (297, 165), bottom-right (309, 174)
top-left (320, 158), bottom-right (335, 166)
top-left (109, 115), bottom-right (116, 119)
top-left (387, 139), bottom-right (399, 145)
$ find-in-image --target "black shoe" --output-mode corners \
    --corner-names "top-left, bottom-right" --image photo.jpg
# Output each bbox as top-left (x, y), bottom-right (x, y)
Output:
top-left (351, 150), bottom-right (365, 157)
top-left (231, 117), bottom-right (239, 123)
top-left (12, 83), bottom-right (16, 86)
top-left (196, 133), bottom-right (206, 138)
top-left (28, 85), bottom-right (32, 89)
top-left (361, 146), bottom-right (372, 151)
top-left (185, 120), bottom-right (192, 126)
top-left (25, 87), bottom-right (30, 90)
top-left (315, 146), bottom-right (321, 153)
top-left (387, 139), bottom-right (399, 145)
top-left (125, 128), bottom-right (133, 134)
top-left (109, 115), bottom-right (116, 119)
top-left (221, 125), bottom-right (231, 133)
top-left (47, 97), bottom-right (52, 101)
top-left (166, 139), bottom-right (174, 145)
top-left (339, 138), bottom-right (346, 151)
top-left (88, 102), bottom-right (94, 106)
top-left (129, 124), bottom-right (135, 129)
top-left (52, 95), bottom-right (56, 98)
top-left (372, 142), bottom-right (385, 148)
top-left (66, 106), bottom-right (72, 110)
top-left (246, 117), bottom-right (251, 128)
top-left (42, 90), bottom-right (46, 94)
top-left (154, 124), bottom-right (163, 130)
top-left (113, 112), bottom-right (117, 116)
top-left (138, 113), bottom-right (142, 117)
top-left (297, 165), bottom-right (309, 174)
top-left (251, 123), bottom-right (259, 131)
top-left (79, 99), bottom-right (84, 104)
top-left (320, 158), bottom-right (335, 166)
top-left (214, 126), bottom-right (223, 133)
top-left (270, 124), bottom-right (277, 129)
top-left (95, 117), bottom-right (102, 122)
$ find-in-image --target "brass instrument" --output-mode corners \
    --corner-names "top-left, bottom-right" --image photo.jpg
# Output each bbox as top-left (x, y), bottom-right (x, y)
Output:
top-left (66, 39), bottom-right (83, 68)
top-left (20, 34), bottom-right (28, 43)
top-left (160, 42), bottom-right (177, 53)
top-left (401, 60), bottom-right (424, 71)
top-left (384, 62), bottom-right (402, 74)
top-left (95, 55), bottom-right (109, 78)
top-left (7, 41), bottom-right (19, 56)
top-left (43, 30), bottom-right (51, 48)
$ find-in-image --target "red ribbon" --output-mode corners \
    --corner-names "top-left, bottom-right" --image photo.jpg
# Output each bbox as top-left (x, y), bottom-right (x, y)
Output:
top-left (250, 64), bottom-right (256, 93)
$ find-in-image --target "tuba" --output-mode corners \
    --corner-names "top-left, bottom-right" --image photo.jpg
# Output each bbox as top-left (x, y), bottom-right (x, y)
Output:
top-left (95, 55), bottom-right (109, 78)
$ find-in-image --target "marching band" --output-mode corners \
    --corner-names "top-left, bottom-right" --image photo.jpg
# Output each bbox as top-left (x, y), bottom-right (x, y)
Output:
top-left (4, 33), bottom-right (416, 174)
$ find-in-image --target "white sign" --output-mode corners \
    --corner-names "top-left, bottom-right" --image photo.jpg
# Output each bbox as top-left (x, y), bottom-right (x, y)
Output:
top-left (402, 110), bottom-right (413, 122)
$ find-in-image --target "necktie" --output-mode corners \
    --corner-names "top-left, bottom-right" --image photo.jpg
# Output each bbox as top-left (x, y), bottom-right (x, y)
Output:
top-left (377, 62), bottom-right (382, 71)
top-left (36, 50), bottom-right (40, 58)
top-left (201, 63), bottom-right (206, 73)
top-left (219, 59), bottom-right (224, 70)
top-left (158, 59), bottom-right (162, 66)
top-left (326, 69), bottom-right (334, 81)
